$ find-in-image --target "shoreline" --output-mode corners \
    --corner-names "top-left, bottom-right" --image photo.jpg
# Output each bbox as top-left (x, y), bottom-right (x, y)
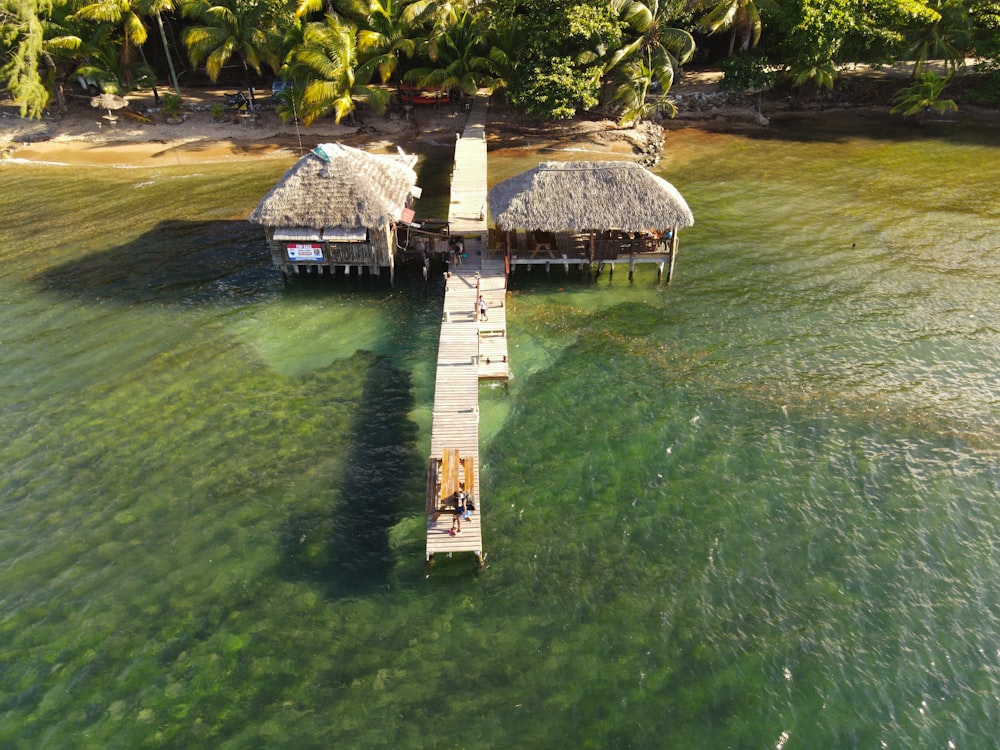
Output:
top-left (2, 65), bottom-right (996, 168)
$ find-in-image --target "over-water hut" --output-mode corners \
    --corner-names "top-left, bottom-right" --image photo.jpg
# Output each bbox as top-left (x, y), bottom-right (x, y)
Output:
top-left (249, 142), bottom-right (420, 283)
top-left (487, 160), bottom-right (694, 281)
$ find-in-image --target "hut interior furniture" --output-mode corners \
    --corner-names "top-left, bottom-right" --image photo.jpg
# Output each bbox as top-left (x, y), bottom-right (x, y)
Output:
top-left (528, 231), bottom-right (558, 258)
top-left (487, 160), bottom-right (693, 282)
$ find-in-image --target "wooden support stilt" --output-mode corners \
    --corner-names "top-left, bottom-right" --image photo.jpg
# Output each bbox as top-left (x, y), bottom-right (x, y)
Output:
top-left (667, 231), bottom-right (679, 283)
top-left (629, 256), bottom-right (636, 281)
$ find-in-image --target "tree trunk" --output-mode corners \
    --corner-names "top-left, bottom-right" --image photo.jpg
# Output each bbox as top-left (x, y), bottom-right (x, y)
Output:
top-left (43, 53), bottom-right (67, 113)
top-left (241, 59), bottom-right (258, 112)
top-left (156, 12), bottom-right (182, 96)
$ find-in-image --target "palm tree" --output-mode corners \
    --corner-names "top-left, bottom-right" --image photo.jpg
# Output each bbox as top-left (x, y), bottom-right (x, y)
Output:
top-left (71, 19), bottom-right (157, 94)
top-left (72, 0), bottom-right (152, 60)
top-left (786, 57), bottom-right (837, 93)
top-left (403, 10), bottom-right (495, 101)
top-left (1, 1), bottom-right (84, 117)
top-left (605, 0), bottom-right (695, 122)
top-left (610, 50), bottom-right (677, 126)
top-left (72, 0), bottom-right (178, 90)
top-left (905, 0), bottom-right (971, 77)
top-left (151, 2), bottom-right (183, 94)
top-left (402, 0), bottom-right (460, 61)
top-left (890, 70), bottom-right (957, 124)
top-left (288, 15), bottom-right (390, 124)
top-left (338, 0), bottom-right (430, 85)
top-left (180, 0), bottom-right (282, 86)
top-left (693, 0), bottom-right (772, 57)
top-left (483, 14), bottom-right (525, 101)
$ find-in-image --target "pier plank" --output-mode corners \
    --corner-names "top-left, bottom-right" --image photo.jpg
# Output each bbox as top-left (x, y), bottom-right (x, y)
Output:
top-left (425, 93), bottom-right (507, 566)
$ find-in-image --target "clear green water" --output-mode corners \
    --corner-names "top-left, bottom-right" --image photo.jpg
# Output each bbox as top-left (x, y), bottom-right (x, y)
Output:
top-left (2, 115), bottom-right (1000, 748)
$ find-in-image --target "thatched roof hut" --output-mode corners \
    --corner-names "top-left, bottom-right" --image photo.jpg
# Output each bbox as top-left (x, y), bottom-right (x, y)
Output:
top-left (487, 160), bottom-right (694, 281)
top-left (249, 143), bottom-right (419, 282)
top-left (488, 160), bottom-right (693, 233)
top-left (249, 142), bottom-right (418, 229)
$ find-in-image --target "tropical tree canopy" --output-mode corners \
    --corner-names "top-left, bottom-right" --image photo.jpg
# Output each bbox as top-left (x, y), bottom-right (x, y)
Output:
top-left (2, 0), bottom-right (1000, 120)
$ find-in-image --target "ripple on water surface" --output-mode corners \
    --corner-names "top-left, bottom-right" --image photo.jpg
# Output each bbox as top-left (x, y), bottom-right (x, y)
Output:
top-left (1, 121), bottom-right (1000, 747)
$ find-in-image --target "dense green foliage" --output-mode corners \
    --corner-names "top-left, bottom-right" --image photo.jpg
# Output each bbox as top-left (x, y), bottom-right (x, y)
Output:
top-left (719, 48), bottom-right (774, 90)
top-left (2, 0), bottom-right (999, 120)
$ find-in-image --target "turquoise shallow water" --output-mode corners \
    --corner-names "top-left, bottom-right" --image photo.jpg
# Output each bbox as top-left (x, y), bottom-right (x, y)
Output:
top-left (2, 115), bottom-right (1000, 748)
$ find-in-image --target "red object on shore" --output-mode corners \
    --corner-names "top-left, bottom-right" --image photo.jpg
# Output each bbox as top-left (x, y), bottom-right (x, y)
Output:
top-left (399, 83), bottom-right (445, 106)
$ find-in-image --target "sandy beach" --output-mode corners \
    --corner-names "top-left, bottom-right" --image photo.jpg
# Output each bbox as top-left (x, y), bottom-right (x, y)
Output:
top-left (2, 64), bottom-right (994, 167)
top-left (0, 84), bottom-right (642, 166)
top-left (0, 72), bottom-right (733, 167)
top-left (0, 89), bottom-right (462, 166)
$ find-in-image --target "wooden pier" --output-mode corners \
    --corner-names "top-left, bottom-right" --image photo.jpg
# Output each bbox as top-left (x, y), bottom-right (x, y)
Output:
top-left (426, 94), bottom-right (509, 566)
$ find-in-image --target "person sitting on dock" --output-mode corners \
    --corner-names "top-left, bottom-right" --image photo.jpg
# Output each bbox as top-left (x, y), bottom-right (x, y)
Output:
top-left (450, 491), bottom-right (467, 535)
top-left (460, 496), bottom-right (474, 522)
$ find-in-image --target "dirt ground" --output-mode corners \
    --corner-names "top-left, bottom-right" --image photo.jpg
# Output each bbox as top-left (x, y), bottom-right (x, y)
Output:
top-left (0, 84), bottom-right (478, 165)
top-left (1, 62), bottom-right (995, 167)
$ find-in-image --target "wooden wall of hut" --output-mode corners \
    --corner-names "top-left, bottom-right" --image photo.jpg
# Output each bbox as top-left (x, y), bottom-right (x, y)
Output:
top-left (262, 224), bottom-right (398, 280)
top-left (373, 225), bottom-right (393, 268)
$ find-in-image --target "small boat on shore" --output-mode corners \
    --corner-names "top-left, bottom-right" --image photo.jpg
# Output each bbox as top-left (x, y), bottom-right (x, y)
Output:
top-left (399, 83), bottom-right (446, 106)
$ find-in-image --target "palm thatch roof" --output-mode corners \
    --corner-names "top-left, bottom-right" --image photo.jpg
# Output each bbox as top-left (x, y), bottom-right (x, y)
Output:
top-left (488, 160), bottom-right (694, 233)
top-left (248, 143), bottom-right (418, 230)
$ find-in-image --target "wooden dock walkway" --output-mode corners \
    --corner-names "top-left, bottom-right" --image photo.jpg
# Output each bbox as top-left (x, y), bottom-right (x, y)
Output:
top-left (426, 94), bottom-right (509, 565)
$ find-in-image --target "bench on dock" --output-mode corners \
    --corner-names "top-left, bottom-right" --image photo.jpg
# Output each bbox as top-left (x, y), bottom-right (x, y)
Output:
top-left (478, 326), bottom-right (506, 338)
top-left (427, 448), bottom-right (474, 517)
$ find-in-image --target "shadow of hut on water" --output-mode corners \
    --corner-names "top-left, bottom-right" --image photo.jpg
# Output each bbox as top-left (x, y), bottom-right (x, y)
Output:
top-left (33, 219), bottom-right (276, 307)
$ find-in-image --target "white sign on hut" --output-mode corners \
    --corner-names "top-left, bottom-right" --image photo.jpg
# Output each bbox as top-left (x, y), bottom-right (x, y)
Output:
top-left (248, 142), bottom-right (420, 283)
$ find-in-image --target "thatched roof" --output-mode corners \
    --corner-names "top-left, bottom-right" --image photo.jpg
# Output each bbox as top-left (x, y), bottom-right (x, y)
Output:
top-left (248, 143), bottom-right (418, 230)
top-left (488, 160), bottom-right (694, 233)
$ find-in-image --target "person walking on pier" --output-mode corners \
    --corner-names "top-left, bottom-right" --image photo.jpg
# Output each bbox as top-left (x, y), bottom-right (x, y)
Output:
top-left (478, 295), bottom-right (488, 321)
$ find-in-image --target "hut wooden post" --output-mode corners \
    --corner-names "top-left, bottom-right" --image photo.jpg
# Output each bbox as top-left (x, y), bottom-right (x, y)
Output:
top-left (505, 229), bottom-right (512, 280)
top-left (588, 229), bottom-right (595, 281)
top-left (667, 229), bottom-right (679, 283)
